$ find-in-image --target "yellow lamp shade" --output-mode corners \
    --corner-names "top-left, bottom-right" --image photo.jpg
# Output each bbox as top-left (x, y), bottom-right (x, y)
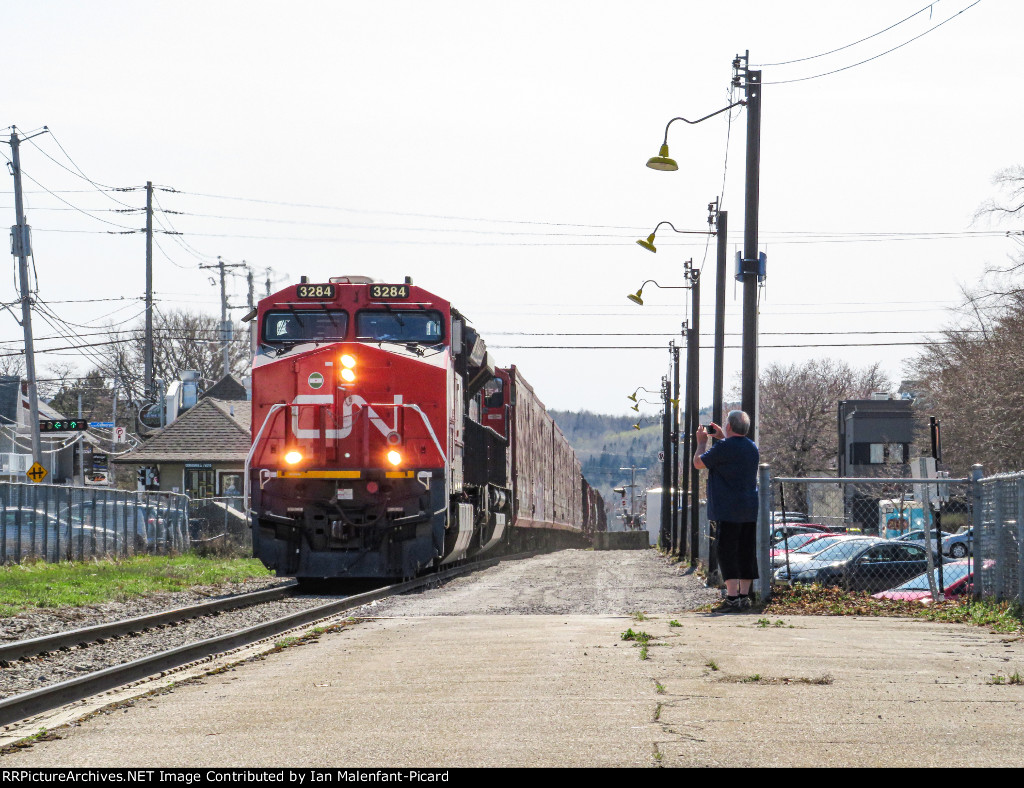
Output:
top-left (646, 143), bottom-right (678, 171)
top-left (636, 234), bottom-right (657, 253)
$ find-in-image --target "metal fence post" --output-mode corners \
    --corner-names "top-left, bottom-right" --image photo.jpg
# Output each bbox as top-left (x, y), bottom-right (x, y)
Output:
top-left (1017, 475), bottom-right (1024, 607)
top-left (971, 464), bottom-right (984, 601)
top-left (757, 463), bottom-right (771, 603)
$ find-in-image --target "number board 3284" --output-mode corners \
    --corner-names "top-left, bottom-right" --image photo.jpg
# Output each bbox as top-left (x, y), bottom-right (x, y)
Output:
top-left (296, 284), bottom-right (336, 299)
top-left (369, 284), bottom-right (410, 300)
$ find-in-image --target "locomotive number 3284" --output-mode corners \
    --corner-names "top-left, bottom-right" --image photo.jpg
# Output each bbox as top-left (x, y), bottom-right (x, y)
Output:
top-left (296, 284), bottom-right (336, 299)
top-left (369, 284), bottom-right (410, 299)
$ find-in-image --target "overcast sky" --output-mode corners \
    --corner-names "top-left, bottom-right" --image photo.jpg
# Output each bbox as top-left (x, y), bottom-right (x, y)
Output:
top-left (2, 0), bottom-right (1019, 418)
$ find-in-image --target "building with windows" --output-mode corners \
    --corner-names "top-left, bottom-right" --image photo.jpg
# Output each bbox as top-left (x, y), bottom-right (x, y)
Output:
top-left (837, 394), bottom-right (917, 533)
top-left (112, 376), bottom-right (250, 504)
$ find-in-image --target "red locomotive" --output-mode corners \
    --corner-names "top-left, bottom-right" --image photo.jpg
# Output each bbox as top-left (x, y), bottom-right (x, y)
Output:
top-left (247, 275), bottom-right (605, 580)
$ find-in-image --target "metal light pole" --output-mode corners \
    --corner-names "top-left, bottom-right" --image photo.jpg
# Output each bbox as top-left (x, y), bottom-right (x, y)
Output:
top-left (735, 52), bottom-right (762, 438)
top-left (660, 375), bottom-right (671, 550)
top-left (688, 266), bottom-right (701, 567)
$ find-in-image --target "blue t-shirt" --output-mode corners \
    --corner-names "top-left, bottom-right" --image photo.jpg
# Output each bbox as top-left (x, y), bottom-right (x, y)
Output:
top-left (700, 436), bottom-right (759, 522)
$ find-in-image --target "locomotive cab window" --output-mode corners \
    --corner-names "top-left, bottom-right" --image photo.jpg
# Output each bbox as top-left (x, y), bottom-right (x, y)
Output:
top-left (356, 310), bottom-right (444, 343)
top-left (482, 378), bottom-right (503, 408)
top-left (262, 310), bottom-right (349, 344)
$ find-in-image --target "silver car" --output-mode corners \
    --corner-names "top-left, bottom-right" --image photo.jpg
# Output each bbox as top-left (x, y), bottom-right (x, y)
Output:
top-left (942, 527), bottom-right (973, 559)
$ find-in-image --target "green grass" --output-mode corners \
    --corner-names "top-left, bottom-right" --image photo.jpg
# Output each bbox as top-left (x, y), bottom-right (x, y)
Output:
top-left (765, 584), bottom-right (1024, 635)
top-left (0, 555), bottom-right (273, 617)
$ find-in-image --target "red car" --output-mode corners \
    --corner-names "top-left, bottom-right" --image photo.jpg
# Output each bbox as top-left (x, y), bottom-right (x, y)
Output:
top-left (872, 559), bottom-right (983, 602)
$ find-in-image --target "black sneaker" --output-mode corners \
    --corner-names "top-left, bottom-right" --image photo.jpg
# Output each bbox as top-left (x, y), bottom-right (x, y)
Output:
top-left (713, 597), bottom-right (742, 614)
top-left (739, 596), bottom-right (753, 611)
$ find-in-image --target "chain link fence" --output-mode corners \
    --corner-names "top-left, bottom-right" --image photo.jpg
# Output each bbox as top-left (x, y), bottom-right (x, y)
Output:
top-left (754, 469), bottom-right (973, 603)
top-left (187, 495), bottom-right (251, 556)
top-left (0, 482), bottom-right (189, 564)
top-left (974, 470), bottom-right (1023, 603)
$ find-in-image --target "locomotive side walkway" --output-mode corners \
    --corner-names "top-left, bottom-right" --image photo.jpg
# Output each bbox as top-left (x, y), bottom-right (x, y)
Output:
top-left (2, 550), bottom-right (1023, 768)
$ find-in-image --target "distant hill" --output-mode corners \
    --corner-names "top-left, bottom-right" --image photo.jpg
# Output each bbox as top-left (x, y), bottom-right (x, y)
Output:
top-left (549, 408), bottom-right (717, 502)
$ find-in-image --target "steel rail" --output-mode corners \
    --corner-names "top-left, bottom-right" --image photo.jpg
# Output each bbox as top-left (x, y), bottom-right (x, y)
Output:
top-left (0, 584), bottom-right (296, 664)
top-left (0, 553), bottom-right (524, 728)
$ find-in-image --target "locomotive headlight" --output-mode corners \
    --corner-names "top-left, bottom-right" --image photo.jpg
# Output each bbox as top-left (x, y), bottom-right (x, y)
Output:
top-left (387, 450), bottom-right (402, 466)
top-left (284, 450), bottom-right (303, 465)
top-left (340, 354), bottom-right (357, 383)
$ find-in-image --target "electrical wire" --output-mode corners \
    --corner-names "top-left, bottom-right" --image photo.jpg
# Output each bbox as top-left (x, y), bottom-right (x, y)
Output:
top-left (23, 131), bottom-right (139, 210)
top-left (753, 1), bottom-right (945, 67)
top-left (761, 1), bottom-right (982, 86)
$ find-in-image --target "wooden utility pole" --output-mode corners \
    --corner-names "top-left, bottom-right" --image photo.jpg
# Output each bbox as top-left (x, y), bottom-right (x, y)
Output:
top-left (145, 181), bottom-right (154, 401)
top-left (8, 129), bottom-right (44, 465)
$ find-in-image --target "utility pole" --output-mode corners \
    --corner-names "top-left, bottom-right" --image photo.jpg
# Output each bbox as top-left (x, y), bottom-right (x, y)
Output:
top-left (687, 263), bottom-right (701, 567)
top-left (712, 203), bottom-right (727, 436)
top-left (735, 51), bottom-right (762, 439)
top-left (660, 375), bottom-right (671, 550)
top-left (144, 181), bottom-right (154, 401)
top-left (670, 342), bottom-right (680, 554)
top-left (8, 129), bottom-right (46, 466)
top-left (247, 265), bottom-right (256, 359)
top-left (199, 256), bottom-right (246, 379)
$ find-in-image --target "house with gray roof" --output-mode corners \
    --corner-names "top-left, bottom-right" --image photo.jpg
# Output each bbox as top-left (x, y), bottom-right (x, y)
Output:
top-left (113, 377), bottom-right (251, 502)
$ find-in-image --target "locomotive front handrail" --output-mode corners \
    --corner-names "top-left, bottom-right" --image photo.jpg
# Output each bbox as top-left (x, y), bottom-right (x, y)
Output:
top-left (244, 400), bottom-right (448, 519)
top-left (245, 403), bottom-right (288, 519)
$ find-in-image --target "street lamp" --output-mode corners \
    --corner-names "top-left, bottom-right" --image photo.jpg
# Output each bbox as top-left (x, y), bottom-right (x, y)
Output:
top-left (627, 386), bottom-right (659, 403)
top-left (646, 101), bottom-right (745, 172)
top-left (626, 280), bottom-right (688, 306)
top-left (636, 221), bottom-right (712, 253)
top-left (647, 53), bottom-right (762, 439)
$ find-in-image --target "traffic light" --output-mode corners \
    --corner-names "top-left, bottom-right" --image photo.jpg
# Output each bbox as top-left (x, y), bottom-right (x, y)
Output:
top-left (39, 419), bottom-right (88, 432)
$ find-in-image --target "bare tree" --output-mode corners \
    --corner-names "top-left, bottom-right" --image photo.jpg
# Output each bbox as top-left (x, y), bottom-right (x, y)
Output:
top-left (757, 359), bottom-right (891, 508)
top-left (95, 309), bottom-right (250, 411)
top-left (909, 165), bottom-right (1024, 474)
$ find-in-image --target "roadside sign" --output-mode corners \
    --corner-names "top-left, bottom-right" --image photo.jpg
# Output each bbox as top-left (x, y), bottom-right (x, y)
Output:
top-left (113, 427), bottom-right (127, 444)
top-left (89, 421), bottom-right (114, 429)
top-left (26, 462), bottom-right (47, 484)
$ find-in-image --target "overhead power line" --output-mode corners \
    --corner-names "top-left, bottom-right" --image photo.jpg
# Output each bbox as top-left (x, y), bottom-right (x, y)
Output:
top-left (762, 1), bottom-right (983, 86)
top-left (754, 1), bottom-right (947, 67)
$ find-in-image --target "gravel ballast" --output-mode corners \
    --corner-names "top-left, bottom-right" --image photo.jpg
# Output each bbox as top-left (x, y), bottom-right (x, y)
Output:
top-left (0, 549), bottom-right (715, 701)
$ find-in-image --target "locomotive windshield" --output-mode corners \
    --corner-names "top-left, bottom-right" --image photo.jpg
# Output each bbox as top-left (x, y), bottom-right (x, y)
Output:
top-left (356, 310), bottom-right (444, 343)
top-left (262, 310), bottom-right (349, 344)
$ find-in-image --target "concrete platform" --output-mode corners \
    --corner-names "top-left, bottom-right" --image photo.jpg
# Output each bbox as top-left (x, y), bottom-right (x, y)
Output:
top-left (3, 611), bottom-right (1023, 767)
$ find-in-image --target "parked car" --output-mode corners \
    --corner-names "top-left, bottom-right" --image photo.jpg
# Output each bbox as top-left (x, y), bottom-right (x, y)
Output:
top-left (872, 559), bottom-right (983, 602)
top-left (894, 529), bottom-right (946, 558)
top-left (1, 507), bottom-right (116, 561)
top-left (942, 527), bottom-right (974, 559)
top-left (771, 533), bottom-right (868, 570)
top-left (769, 524), bottom-right (828, 544)
top-left (776, 539), bottom-right (929, 593)
top-left (771, 510), bottom-right (809, 524)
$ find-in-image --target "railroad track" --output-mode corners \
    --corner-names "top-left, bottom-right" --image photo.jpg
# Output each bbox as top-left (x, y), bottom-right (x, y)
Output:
top-left (0, 553), bottom-right (525, 730)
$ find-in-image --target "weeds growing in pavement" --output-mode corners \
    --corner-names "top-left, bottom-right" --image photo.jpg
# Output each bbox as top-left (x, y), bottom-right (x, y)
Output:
top-left (669, 620), bottom-right (682, 627)
top-left (632, 611), bottom-right (648, 622)
top-left (764, 584), bottom-right (1024, 635)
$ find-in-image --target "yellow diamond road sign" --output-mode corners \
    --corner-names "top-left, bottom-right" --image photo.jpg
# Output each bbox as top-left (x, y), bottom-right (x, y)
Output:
top-left (26, 462), bottom-right (47, 484)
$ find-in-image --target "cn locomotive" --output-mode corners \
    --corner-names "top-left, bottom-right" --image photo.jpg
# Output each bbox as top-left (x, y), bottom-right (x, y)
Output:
top-left (246, 275), bottom-right (605, 580)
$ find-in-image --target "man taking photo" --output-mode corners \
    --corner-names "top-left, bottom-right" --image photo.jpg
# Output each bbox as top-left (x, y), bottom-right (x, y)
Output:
top-left (693, 410), bottom-right (759, 613)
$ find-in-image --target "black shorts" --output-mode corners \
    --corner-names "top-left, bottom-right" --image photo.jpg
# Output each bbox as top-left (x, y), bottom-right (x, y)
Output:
top-left (715, 520), bottom-right (759, 580)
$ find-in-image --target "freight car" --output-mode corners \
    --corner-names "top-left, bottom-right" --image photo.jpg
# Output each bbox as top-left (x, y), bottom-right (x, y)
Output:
top-left (245, 275), bottom-right (604, 580)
